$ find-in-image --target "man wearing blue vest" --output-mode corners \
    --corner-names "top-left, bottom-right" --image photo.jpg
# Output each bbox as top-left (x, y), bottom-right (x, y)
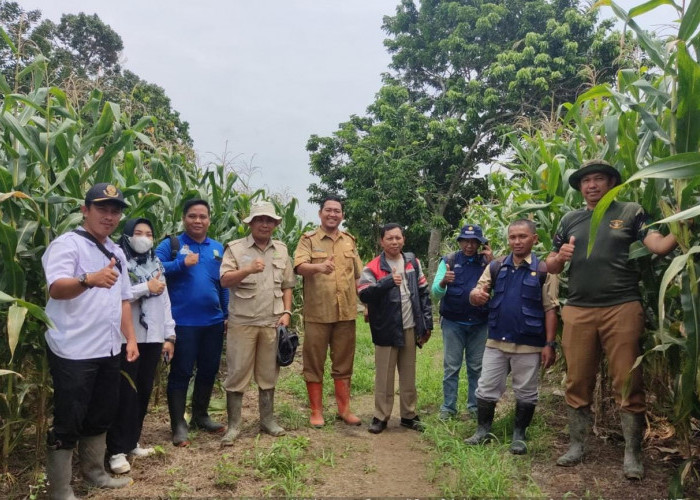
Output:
top-left (431, 224), bottom-right (493, 420)
top-left (465, 219), bottom-right (558, 454)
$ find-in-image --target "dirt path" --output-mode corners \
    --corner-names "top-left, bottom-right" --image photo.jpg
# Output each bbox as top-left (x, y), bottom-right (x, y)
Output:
top-left (75, 391), bottom-right (440, 498)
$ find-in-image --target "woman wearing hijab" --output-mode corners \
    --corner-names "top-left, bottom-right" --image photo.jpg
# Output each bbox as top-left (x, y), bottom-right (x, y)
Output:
top-left (106, 218), bottom-right (176, 474)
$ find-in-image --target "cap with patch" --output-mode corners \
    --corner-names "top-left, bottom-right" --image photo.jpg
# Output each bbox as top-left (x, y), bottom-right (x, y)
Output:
top-left (457, 224), bottom-right (487, 244)
top-left (85, 183), bottom-right (128, 207)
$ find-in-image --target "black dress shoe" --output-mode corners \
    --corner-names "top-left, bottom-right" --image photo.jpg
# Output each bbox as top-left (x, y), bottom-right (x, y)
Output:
top-left (400, 416), bottom-right (424, 432)
top-left (368, 417), bottom-right (387, 434)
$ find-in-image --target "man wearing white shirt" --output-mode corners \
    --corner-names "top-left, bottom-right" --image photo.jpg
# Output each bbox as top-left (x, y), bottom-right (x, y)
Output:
top-left (43, 183), bottom-right (139, 499)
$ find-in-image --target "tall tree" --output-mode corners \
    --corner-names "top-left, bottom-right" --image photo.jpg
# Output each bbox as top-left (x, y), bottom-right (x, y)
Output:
top-left (308, 0), bottom-right (626, 272)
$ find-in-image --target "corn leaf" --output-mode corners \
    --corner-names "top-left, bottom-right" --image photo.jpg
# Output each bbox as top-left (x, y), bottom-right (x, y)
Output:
top-left (7, 304), bottom-right (28, 363)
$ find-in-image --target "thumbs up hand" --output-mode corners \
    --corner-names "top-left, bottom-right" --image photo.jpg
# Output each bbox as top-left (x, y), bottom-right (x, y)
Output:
top-left (248, 257), bottom-right (265, 274)
top-left (469, 284), bottom-right (490, 306)
top-left (441, 263), bottom-right (455, 287)
top-left (319, 255), bottom-right (335, 275)
top-left (558, 235), bottom-right (576, 263)
top-left (148, 270), bottom-right (165, 295)
top-left (392, 267), bottom-right (403, 286)
top-left (90, 257), bottom-right (120, 289)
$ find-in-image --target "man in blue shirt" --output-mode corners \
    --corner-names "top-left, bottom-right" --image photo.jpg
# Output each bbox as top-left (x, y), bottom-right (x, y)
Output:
top-left (156, 199), bottom-right (229, 446)
top-left (431, 224), bottom-right (492, 420)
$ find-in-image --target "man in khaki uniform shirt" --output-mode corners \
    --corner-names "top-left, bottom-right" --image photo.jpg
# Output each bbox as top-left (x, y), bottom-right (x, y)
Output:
top-left (220, 202), bottom-right (296, 444)
top-left (294, 195), bottom-right (364, 427)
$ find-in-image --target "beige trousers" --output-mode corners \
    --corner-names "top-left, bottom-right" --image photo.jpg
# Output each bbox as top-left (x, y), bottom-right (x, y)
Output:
top-left (224, 324), bottom-right (279, 392)
top-left (373, 328), bottom-right (417, 421)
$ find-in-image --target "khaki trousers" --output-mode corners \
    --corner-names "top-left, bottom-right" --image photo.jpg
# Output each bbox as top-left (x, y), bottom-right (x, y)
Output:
top-left (224, 324), bottom-right (279, 392)
top-left (302, 320), bottom-right (356, 383)
top-left (562, 302), bottom-right (645, 413)
top-left (373, 328), bottom-right (417, 421)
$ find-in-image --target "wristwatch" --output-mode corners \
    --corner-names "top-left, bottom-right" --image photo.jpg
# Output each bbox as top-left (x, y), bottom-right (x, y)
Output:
top-left (77, 273), bottom-right (92, 288)
top-left (545, 341), bottom-right (558, 349)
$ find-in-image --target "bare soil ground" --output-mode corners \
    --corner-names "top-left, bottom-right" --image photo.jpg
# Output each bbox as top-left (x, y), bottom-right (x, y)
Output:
top-left (5, 361), bottom-right (698, 498)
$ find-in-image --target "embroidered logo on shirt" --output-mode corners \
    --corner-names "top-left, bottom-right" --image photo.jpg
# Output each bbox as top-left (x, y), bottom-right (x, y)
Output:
top-left (213, 249), bottom-right (221, 261)
top-left (609, 219), bottom-right (624, 229)
top-left (180, 244), bottom-right (191, 255)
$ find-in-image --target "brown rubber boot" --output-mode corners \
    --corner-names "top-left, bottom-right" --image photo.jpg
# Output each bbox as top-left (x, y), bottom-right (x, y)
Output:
top-left (334, 378), bottom-right (361, 426)
top-left (306, 381), bottom-right (325, 428)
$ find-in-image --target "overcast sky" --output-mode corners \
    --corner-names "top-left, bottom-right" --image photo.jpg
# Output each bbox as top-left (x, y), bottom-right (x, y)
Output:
top-left (27, 1), bottom-right (677, 221)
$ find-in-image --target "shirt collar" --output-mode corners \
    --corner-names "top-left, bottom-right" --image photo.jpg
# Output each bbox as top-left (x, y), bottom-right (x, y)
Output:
top-left (181, 232), bottom-right (210, 246)
top-left (244, 234), bottom-right (275, 251)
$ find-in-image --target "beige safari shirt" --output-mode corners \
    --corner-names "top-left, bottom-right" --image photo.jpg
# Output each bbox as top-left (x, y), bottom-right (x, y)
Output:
top-left (220, 235), bottom-right (296, 327)
top-left (293, 227), bottom-right (363, 323)
top-left (474, 253), bottom-right (559, 354)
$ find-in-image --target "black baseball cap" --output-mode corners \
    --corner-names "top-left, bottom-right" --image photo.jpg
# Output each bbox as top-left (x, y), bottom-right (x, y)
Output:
top-left (85, 183), bottom-right (128, 207)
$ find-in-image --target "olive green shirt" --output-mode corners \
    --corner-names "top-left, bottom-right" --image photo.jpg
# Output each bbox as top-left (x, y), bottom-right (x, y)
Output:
top-left (552, 201), bottom-right (652, 307)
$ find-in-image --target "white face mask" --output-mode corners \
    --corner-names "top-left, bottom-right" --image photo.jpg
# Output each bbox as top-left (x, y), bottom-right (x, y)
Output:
top-left (128, 235), bottom-right (153, 254)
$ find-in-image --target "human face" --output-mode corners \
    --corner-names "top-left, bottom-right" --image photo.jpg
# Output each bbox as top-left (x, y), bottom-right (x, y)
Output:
top-left (183, 203), bottom-right (210, 242)
top-left (458, 238), bottom-right (480, 257)
top-left (81, 202), bottom-right (123, 241)
top-left (580, 172), bottom-right (615, 209)
top-left (319, 200), bottom-right (343, 233)
top-left (380, 227), bottom-right (405, 259)
top-left (507, 223), bottom-right (537, 259)
top-left (249, 216), bottom-right (279, 243)
top-left (132, 222), bottom-right (153, 239)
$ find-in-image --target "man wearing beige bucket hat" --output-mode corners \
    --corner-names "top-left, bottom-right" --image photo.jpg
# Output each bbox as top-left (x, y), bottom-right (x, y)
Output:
top-left (219, 201), bottom-right (296, 444)
top-left (547, 159), bottom-right (677, 479)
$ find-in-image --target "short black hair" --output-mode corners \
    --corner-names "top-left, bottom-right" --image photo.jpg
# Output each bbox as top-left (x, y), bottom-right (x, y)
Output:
top-left (183, 198), bottom-right (210, 216)
top-left (380, 223), bottom-right (404, 238)
top-left (508, 218), bottom-right (536, 234)
top-left (320, 195), bottom-right (344, 211)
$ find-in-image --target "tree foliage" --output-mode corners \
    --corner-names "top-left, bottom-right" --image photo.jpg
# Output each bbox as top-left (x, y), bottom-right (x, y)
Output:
top-left (308, 0), bottom-right (626, 272)
top-left (0, 1), bottom-right (192, 148)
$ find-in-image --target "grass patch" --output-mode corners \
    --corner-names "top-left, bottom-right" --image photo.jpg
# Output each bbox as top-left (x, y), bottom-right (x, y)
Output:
top-left (245, 435), bottom-right (312, 496)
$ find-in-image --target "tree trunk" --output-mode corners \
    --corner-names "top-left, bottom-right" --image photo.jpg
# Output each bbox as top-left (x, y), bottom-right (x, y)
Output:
top-left (427, 226), bottom-right (443, 280)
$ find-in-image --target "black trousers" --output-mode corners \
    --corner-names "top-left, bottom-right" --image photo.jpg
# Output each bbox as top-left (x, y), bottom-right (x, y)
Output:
top-left (107, 343), bottom-right (162, 455)
top-left (47, 348), bottom-right (121, 450)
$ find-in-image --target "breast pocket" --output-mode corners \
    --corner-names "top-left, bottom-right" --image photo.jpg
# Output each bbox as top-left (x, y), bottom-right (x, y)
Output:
top-left (343, 250), bottom-right (356, 271)
top-left (272, 259), bottom-right (286, 283)
top-left (233, 287), bottom-right (257, 317)
top-left (311, 251), bottom-right (328, 263)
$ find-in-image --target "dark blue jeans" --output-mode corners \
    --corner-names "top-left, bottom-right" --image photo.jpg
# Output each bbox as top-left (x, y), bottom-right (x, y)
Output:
top-left (440, 317), bottom-right (488, 414)
top-left (167, 323), bottom-right (224, 393)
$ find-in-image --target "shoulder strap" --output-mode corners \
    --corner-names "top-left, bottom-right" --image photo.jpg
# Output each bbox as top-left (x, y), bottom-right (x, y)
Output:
top-left (404, 252), bottom-right (418, 270)
top-left (168, 234), bottom-right (180, 260)
top-left (536, 258), bottom-right (548, 286)
top-left (72, 229), bottom-right (122, 273)
top-left (489, 256), bottom-right (506, 284)
top-left (446, 251), bottom-right (458, 270)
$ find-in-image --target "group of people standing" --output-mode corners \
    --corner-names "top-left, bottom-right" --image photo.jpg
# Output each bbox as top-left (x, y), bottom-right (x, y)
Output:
top-left (41, 158), bottom-right (676, 499)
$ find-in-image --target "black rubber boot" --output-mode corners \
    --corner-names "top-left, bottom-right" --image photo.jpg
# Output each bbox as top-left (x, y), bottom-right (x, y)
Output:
top-left (167, 390), bottom-right (190, 446)
top-left (621, 412), bottom-right (645, 480)
top-left (510, 400), bottom-right (536, 455)
top-left (464, 398), bottom-right (496, 445)
top-left (190, 383), bottom-right (225, 433)
top-left (557, 406), bottom-right (592, 466)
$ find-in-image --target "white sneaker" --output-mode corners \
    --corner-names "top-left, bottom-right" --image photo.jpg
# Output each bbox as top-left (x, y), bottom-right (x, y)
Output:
top-left (109, 453), bottom-right (131, 474)
top-left (129, 443), bottom-right (155, 457)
